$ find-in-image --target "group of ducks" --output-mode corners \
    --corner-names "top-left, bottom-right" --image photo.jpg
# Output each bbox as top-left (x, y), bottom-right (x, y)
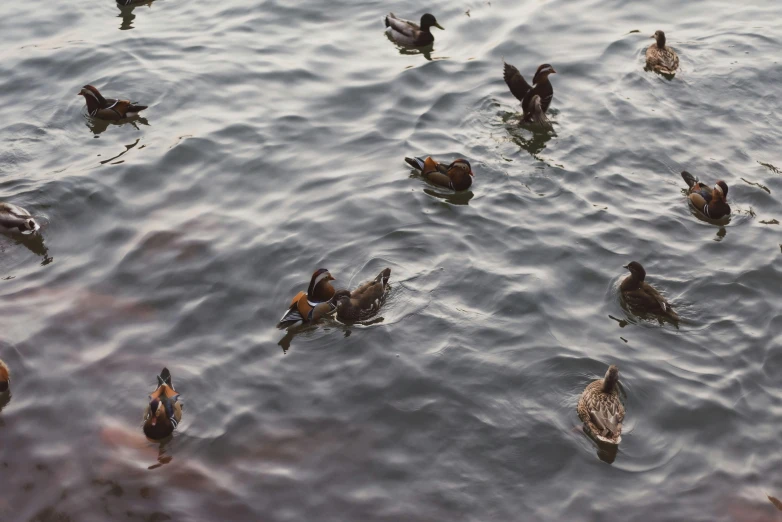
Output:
top-left (0, 12), bottom-right (734, 450)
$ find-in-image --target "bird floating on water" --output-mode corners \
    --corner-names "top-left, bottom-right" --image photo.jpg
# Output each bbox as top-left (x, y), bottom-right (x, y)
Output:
top-left (404, 157), bottom-right (474, 191)
top-left (0, 202), bottom-right (39, 235)
top-left (333, 268), bottom-right (392, 322)
top-left (384, 13), bottom-right (444, 47)
top-left (681, 171), bottom-right (730, 220)
top-left (577, 365), bottom-right (625, 445)
top-left (278, 269), bottom-right (339, 328)
top-left (620, 261), bottom-right (679, 322)
top-left (78, 85), bottom-right (148, 120)
top-left (503, 62), bottom-right (556, 125)
top-left (143, 367), bottom-right (182, 441)
top-left (646, 30), bottom-right (679, 75)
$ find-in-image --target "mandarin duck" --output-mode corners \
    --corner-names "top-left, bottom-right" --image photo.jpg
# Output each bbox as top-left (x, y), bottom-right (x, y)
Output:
top-left (681, 171), bottom-right (730, 220)
top-left (384, 12), bottom-right (444, 47)
top-left (577, 365), bottom-right (625, 445)
top-left (0, 202), bottom-right (39, 235)
top-left (143, 368), bottom-right (182, 441)
top-left (646, 30), bottom-right (679, 75)
top-left (277, 268), bottom-right (339, 328)
top-left (404, 157), bottom-right (474, 191)
top-left (78, 85), bottom-right (148, 120)
top-left (333, 268), bottom-right (391, 322)
top-left (0, 359), bottom-right (9, 394)
top-left (620, 262), bottom-right (679, 322)
top-left (503, 62), bottom-right (556, 124)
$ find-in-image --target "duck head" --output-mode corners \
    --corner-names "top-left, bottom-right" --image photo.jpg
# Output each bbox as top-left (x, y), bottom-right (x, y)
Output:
top-left (623, 261), bottom-right (646, 282)
top-left (532, 64), bottom-right (556, 85)
top-left (420, 13), bottom-right (444, 31)
top-left (602, 365), bottom-right (620, 393)
top-left (651, 30), bottom-right (666, 48)
top-left (713, 180), bottom-right (729, 201)
top-left (446, 159), bottom-right (474, 178)
top-left (78, 85), bottom-right (107, 114)
top-left (307, 268), bottom-right (336, 302)
top-left (144, 398), bottom-right (171, 440)
top-left (20, 217), bottom-right (39, 234)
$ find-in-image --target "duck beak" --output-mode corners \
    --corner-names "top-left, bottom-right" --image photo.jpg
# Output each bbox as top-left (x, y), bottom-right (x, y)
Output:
top-left (469, 170), bottom-right (474, 176)
top-left (434, 22), bottom-right (444, 30)
top-left (622, 265), bottom-right (629, 269)
top-left (327, 275), bottom-right (335, 281)
top-left (150, 416), bottom-right (157, 426)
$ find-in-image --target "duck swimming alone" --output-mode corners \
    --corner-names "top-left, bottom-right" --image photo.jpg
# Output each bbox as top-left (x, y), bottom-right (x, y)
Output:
top-left (0, 359), bottom-right (9, 393)
top-left (384, 12), bottom-right (444, 47)
top-left (681, 171), bottom-right (730, 220)
top-left (278, 268), bottom-right (339, 328)
top-left (404, 157), bottom-right (474, 191)
top-left (0, 202), bottom-right (39, 235)
top-left (143, 367), bottom-right (182, 441)
top-left (333, 268), bottom-right (391, 322)
top-left (646, 30), bottom-right (679, 75)
top-left (620, 261), bottom-right (679, 322)
top-left (503, 62), bottom-right (556, 124)
top-left (78, 85), bottom-right (148, 120)
top-left (577, 365), bottom-right (625, 445)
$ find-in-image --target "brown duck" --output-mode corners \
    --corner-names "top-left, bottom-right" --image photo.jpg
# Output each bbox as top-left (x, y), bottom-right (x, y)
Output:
top-left (333, 268), bottom-right (391, 322)
top-left (503, 62), bottom-right (556, 124)
top-left (143, 368), bottom-right (182, 441)
top-left (404, 157), bottom-right (474, 191)
top-left (78, 85), bottom-right (148, 120)
top-left (0, 358), bottom-right (9, 393)
top-left (278, 268), bottom-right (339, 327)
top-left (646, 30), bottom-right (679, 75)
top-left (577, 365), bottom-right (625, 445)
top-left (681, 171), bottom-right (730, 220)
top-left (621, 261), bottom-right (679, 322)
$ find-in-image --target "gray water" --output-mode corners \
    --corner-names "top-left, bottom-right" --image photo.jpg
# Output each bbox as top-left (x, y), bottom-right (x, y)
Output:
top-left (1, 0), bottom-right (782, 520)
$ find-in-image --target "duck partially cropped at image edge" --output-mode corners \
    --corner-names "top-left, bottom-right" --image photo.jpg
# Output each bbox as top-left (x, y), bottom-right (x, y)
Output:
top-left (384, 12), bottom-right (443, 47)
top-left (0, 202), bottom-right (39, 235)
top-left (143, 367), bottom-right (182, 441)
top-left (620, 261), bottom-right (679, 322)
top-left (0, 359), bottom-right (10, 393)
top-left (333, 268), bottom-right (391, 322)
top-left (78, 85), bottom-right (148, 120)
top-left (278, 268), bottom-right (339, 328)
top-left (503, 61), bottom-right (556, 124)
top-left (646, 30), bottom-right (679, 75)
top-left (681, 171), bottom-right (730, 220)
top-left (577, 365), bottom-right (625, 445)
top-left (405, 156), bottom-right (474, 191)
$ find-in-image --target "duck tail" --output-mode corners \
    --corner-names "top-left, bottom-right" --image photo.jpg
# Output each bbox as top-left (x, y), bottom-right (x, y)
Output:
top-left (681, 170), bottom-right (698, 189)
top-left (277, 299), bottom-right (304, 329)
top-left (589, 406), bottom-right (622, 440)
top-left (375, 268), bottom-right (392, 288)
top-left (158, 367), bottom-right (172, 388)
top-left (405, 157), bottom-right (426, 171)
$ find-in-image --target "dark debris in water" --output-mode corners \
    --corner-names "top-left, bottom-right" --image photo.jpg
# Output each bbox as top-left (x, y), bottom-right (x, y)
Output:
top-left (759, 219), bottom-right (779, 225)
top-left (741, 177), bottom-right (771, 194)
top-left (758, 161), bottom-right (781, 174)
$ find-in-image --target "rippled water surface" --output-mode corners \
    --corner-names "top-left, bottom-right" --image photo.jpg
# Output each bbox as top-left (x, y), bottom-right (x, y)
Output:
top-left (1, 0), bottom-right (782, 520)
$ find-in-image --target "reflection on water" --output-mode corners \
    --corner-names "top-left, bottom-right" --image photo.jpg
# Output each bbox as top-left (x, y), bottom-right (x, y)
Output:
top-left (501, 111), bottom-right (555, 158)
top-left (86, 116), bottom-right (149, 136)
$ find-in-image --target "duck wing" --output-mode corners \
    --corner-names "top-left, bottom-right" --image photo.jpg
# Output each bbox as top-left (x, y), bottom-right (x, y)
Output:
top-left (385, 13), bottom-right (419, 36)
top-left (503, 61), bottom-right (532, 104)
top-left (589, 404), bottom-right (623, 439)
